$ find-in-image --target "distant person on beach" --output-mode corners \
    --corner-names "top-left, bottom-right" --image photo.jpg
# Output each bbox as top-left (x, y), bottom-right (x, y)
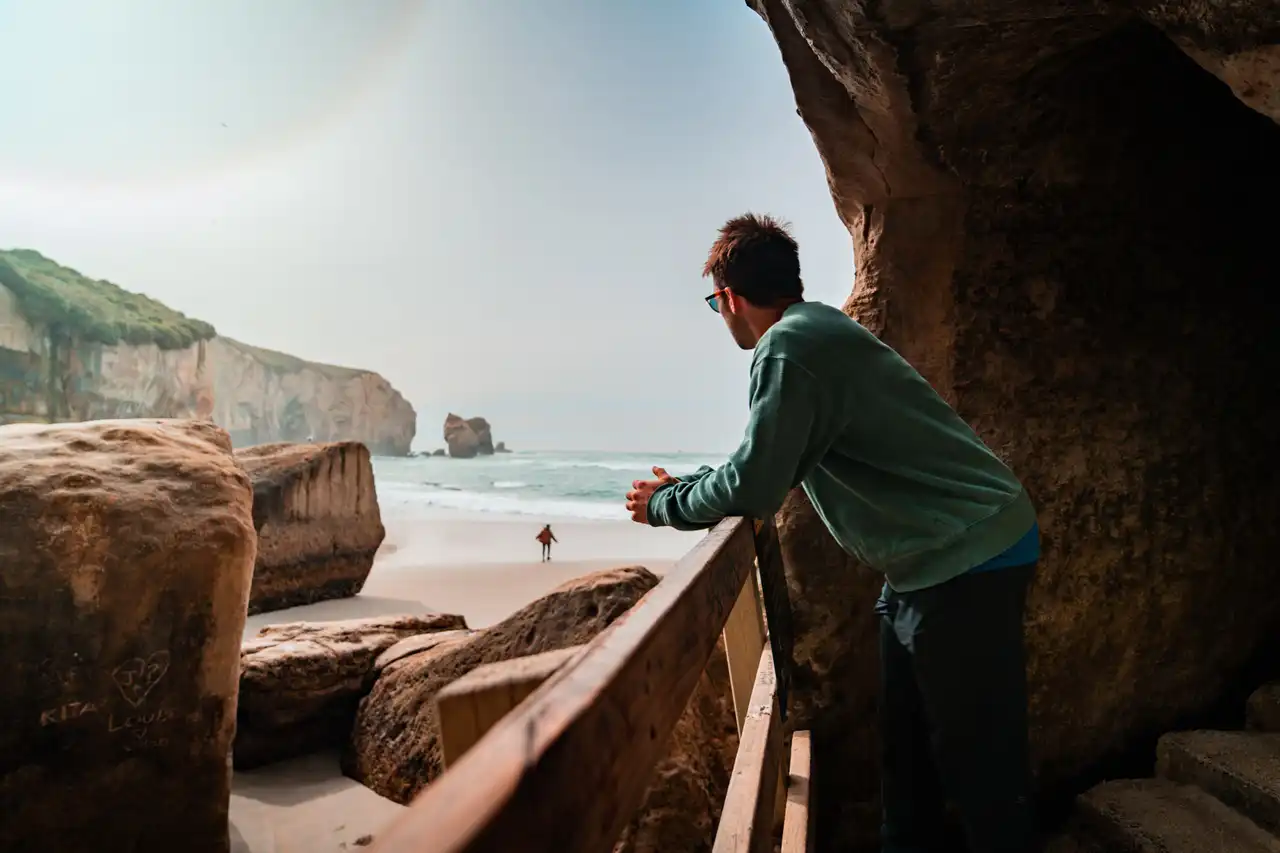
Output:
top-left (536, 524), bottom-right (557, 562)
top-left (625, 213), bottom-right (1040, 853)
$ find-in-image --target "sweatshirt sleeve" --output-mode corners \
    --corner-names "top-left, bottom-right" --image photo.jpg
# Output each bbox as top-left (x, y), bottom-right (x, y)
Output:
top-left (676, 465), bottom-right (715, 485)
top-left (647, 356), bottom-right (822, 530)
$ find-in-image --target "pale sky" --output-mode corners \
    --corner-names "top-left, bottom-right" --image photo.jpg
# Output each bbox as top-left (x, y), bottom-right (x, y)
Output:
top-left (0, 0), bottom-right (853, 453)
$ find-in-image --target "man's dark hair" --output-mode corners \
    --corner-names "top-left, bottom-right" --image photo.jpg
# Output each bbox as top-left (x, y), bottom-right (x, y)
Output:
top-left (702, 213), bottom-right (803, 306)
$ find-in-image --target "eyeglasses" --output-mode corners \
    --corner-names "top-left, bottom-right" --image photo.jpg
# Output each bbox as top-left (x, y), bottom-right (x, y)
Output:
top-left (704, 290), bottom-right (726, 313)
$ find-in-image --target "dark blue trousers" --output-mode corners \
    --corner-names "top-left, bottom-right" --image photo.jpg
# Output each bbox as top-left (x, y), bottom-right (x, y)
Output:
top-left (877, 563), bottom-right (1037, 853)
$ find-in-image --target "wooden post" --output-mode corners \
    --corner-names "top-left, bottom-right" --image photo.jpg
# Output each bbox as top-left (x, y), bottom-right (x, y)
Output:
top-left (752, 516), bottom-right (794, 717)
top-left (774, 756), bottom-right (788, 832)
top-left (721, 569), bottom-right (766, 735)
top-left (435, 645), bottom-right (584, 769)
top-left (713, 648), bottom-right (784, 853)
top-left (781, 731), bottom-right (813, 853)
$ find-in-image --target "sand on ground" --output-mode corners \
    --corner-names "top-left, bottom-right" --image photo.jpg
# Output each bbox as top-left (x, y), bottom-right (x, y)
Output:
top-left (230, 513), bottom-right (703, 852)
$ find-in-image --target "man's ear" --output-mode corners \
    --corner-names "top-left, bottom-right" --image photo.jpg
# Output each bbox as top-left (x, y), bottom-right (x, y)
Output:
top-left (725, 287), bottom-right (740, 315)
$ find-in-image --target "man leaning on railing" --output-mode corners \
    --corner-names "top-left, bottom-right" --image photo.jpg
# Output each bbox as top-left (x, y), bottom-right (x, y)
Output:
top-left (624, 213), bottom-right (1041, 853)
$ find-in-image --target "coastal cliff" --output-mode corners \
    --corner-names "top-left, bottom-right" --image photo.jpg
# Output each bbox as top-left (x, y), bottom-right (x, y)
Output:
top-left (209, 338), bottom-right (415, 456)
top-left (0, 249), bottom-right (415, 455)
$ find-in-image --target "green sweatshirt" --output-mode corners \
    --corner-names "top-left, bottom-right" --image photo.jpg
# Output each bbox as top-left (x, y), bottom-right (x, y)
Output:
top-left (647, 301), bottom-right (1036, 593)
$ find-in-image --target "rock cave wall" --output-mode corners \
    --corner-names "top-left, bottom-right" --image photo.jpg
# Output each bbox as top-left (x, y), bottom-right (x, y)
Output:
top-left (750, 2), bottom-right (1280, 848)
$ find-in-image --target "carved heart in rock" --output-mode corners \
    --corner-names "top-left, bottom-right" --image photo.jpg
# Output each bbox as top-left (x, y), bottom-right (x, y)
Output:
top-left (112, 651), bottom-right (171, 708)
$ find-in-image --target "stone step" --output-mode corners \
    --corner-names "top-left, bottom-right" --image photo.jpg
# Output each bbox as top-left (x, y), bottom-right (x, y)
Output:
top-left (1075, 777), bottom-right (1280, 852)
top-left (1248, 684), bottom-right (1280, 732)
top-left (1157, 730), bottom-right (1280, 836)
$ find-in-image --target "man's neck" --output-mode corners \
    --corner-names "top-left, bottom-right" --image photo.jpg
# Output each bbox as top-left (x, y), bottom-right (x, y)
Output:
top-left (748, 298), bottom-right (804, 341)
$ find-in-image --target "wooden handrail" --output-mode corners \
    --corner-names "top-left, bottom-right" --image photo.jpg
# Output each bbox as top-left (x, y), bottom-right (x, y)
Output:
top-left (369, 518), bottom-right (757, 853)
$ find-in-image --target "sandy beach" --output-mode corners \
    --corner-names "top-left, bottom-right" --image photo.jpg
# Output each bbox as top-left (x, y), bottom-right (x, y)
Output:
top-left (230, 510), bottom-right (703, 852)
top-left (245, 512), bottom-right (699, 636)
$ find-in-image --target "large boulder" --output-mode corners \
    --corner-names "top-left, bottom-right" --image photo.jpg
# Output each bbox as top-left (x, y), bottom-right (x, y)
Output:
top-left (345, 566), bottom-right (660, 802)
top-left (442, 413), bottom-right (495, 458)
top-left (751, 1), bottom-right (1280, 847)
top-left (613, 638), bottom-right (741, 853)
top-left (235, 613), bottom-right (467, 770)
top-left (236, 441), bottom-right (384, 615)
top-left (0, 418), bottom-right (256, 853)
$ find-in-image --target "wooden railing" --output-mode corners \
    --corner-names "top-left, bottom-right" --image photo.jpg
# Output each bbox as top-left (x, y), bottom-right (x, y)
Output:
top-left (369, 516), bottom-right (814, 853)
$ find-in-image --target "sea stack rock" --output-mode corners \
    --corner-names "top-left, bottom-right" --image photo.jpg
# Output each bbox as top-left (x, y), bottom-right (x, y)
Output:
top-left (236, 441), bottom-right (385, 615)
top-left (0, 418), bottom-right (256, 853)
top-left (465, 417), bottom-right (494, 455)
top-left (442, 413), bottom-right (496, 458)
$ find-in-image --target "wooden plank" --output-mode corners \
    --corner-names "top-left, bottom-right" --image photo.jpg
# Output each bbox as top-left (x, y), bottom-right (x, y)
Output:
top-left (369, 516), bottom-right (758, 853)
top-left (436, 645), bottom-right (585, 768)
top-left (713, 647), bottom-right (783, 853)
top-left (773, 758), bottom-right (787, 832)
top-left (753, 516), bottom-right (794, 718)
top-left (780, 731), bottom-right (812, 853)
top-left (721, 569), bottom-right (766, 735)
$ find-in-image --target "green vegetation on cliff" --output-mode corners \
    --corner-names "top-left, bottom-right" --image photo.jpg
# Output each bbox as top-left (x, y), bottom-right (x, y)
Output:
top-left (0, 248), bottom-right (216, 350)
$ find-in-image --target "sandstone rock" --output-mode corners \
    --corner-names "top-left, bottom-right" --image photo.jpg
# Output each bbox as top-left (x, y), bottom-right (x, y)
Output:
top-left (235, 613), bottom-right (467, 770)
top-left (345, 566), bottom-right (660, 802)
top-left (466, 417), bottom-right (495, 455)
top-left (752, 2), bottom-right (1280, 847)
top-left (0, 418), bottom-right (256, 853)
top-left (431, 448), bottom-right (446, 457)
top-left (442, 413), bottom-right (480, 458)
top-left (442, 413), bottom-right (495, 458)
top-left (1139, 1), bottom-right (1280, 124)
top-left (373, 630), bottom-right (476, 676)
top-left (208, 337), bottom-right (416, 456)
top-left (495, 441), bottom-right (510, 453)
top-left (237, 441), bottom-right (385, 615)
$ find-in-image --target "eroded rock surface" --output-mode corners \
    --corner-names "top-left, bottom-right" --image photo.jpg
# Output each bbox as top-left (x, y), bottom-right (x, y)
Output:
top-left (442, 413), bottom-right (495, 458)
top-left (751, 1), bottom-right (1280, 847)
top-left (373, 630), bottom-right (476, 676)
top-left (237, 441), bottom-right (385, 615)
top-left (0, 418), bottom-right (256, 852)
top-left (345, 566), bottom-right (660, 802)
top-left (209, 337), bottom-right (416, 456)
top-left (613, 639), bottom-right (741, 853)
top-left (235, 613), bottom-right (467, 769)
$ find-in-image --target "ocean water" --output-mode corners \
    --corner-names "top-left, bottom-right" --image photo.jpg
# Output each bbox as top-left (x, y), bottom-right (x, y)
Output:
top-left (372, 450), bottom-right (726, 521)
